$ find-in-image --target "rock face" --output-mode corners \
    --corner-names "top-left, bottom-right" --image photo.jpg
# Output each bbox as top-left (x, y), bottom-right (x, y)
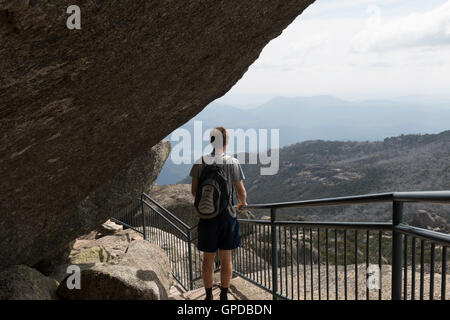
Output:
top-left (1, 138), bottom-right (169, 269)
top-left (0, 0), bottom-right (314, 268)
top-left (0, 265), bottom-right (59, 300)
top-left (75, 139), bottom-right (170, 231)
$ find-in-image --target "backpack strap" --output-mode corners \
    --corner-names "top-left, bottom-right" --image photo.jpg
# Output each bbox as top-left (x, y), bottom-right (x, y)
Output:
top-left (222, 155), bottom-right (232, 164)
top-left (230, 182), bottom-right (235, 206)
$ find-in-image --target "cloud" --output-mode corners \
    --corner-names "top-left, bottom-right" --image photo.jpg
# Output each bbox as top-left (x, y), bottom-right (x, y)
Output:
top-left (253, 31), bottom-right (329, 72)
top-left (352, 1), bottom-right (450, 53)
top-left (221, 1), bottom-right (450, 101)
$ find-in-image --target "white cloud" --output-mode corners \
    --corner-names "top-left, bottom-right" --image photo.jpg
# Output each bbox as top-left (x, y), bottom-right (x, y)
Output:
top-left (253, 19), bottom-right (331, 72)
top-left (352, 1), bottom-right (450, 53)
top-left (218, 0), bottom-right (450, 103)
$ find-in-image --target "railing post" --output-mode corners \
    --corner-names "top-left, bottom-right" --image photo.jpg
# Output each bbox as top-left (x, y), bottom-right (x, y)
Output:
top-left (187, 229), bottom-right (194, 290)
top-left (271, 207), bottom-right (278, 300)
top-left (141, 194), bottom-right (147, 240)
top-left (392, 201), bottom-right (403, 300)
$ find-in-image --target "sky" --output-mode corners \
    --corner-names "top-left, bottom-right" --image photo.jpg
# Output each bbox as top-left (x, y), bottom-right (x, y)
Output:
top-left (216, 0), bottom-right (450, 107)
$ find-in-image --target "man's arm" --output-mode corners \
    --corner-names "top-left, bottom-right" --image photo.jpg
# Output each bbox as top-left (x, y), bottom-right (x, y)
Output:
top-left (191, 177), bottom-right (198, 197)
top-left (234, 180), bottom-right (247, 212)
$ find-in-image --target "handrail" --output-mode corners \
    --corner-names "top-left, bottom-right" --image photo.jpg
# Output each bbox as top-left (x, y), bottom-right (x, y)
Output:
top-left (114, 190), bottom-right (450, 300)
top-left (239, 190), bottom-right (450, 301)
top-left (393, 191), bottom-right (450, 203)
top-left (142, 192), bottom-right (193, 231)
top-left (395, 223), bottom-right (450, 246)
top-left (243, 191), bottom-right (450, 210)
top-left (238, 219), bottom-right (392, 230)
top-left (243, 192), bottom-right (393, 209)
top-left (142, 199), bottom-right (190, 239)
top-left (274, 221), bottom-right (393, 231)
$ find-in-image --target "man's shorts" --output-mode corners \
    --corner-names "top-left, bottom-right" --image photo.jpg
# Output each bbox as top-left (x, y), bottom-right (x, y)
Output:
top-left (197, 213), bottom-right (241, 252)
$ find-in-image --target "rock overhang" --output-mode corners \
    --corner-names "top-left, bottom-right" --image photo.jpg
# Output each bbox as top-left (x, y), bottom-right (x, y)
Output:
top-left (0, 0), bottom-right (315, 268)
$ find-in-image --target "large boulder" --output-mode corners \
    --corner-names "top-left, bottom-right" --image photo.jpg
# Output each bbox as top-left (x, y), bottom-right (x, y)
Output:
top-left (112, 239), bottom-right (172, 297)
top-left (56, 263), bottom-right (161, 300)
top-left (46, 229), bottom-right (143, 282)
top-left (33, 219), bottom-right (123, 277)
top-left (79, 139), bottom-right (171, 226)
top-left (57, 239), bottom-right (171, 300)
top-left (0, 0), bottom-right (314, 268)
top-left (36, 226), bottom-right (172, 300)
top-left (0, 265), bottom-right (59, 300)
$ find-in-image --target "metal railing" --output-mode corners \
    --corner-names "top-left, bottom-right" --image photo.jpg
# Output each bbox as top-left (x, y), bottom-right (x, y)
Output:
top-left (112, 193), bottom-right (219, 291)
top-left (112, 191), bottom-right (450, 300)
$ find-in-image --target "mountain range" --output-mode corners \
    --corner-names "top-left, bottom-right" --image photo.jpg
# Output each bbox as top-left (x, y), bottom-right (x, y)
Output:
top-left (239, 131), bottom-right (450, 222)
top-left (157, 95), bottom-right (450, 184)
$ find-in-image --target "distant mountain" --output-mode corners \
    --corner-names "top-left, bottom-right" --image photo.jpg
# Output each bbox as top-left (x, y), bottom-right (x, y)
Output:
top-left (178, 130), bottom-right (450, 223)
top-left (156, 96), bottom-right (450, 184)
top-left (239, 130), bottom-right (450, 222)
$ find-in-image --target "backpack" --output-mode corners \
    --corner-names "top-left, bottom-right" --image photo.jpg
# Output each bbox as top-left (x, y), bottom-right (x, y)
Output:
top-left (194, 155), bottom-right (233, 219)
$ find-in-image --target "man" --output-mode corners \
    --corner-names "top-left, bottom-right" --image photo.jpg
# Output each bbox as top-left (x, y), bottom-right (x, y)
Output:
top-left (190, 126), bottom-right (247, 300)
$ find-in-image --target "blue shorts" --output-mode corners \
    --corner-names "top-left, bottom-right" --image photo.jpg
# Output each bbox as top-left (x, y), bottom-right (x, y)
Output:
top-left (197, 213), bottom-right (241, 252)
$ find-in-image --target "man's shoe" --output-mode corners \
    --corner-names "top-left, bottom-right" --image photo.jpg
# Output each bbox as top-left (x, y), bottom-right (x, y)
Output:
top-left (220, 287), bottom-right (228, 300)
top-left (205, 287), bottom-right (213, 300)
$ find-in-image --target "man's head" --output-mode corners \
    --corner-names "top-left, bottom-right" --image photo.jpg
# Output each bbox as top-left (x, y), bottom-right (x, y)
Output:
top-left (210, 126), bottom-right (229, 152)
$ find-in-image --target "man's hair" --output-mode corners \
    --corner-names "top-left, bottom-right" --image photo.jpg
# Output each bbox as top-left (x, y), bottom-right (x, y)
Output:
top-left (210, 126), bottom-right (229, 148)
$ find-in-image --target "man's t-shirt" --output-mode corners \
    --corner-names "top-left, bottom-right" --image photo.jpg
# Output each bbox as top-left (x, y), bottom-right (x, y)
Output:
top-left (189, 152), bottom-right (245, 218)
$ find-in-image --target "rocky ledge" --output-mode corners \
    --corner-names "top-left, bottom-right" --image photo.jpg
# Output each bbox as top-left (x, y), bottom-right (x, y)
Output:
top-left (0, 220), bottom-right (173, 300)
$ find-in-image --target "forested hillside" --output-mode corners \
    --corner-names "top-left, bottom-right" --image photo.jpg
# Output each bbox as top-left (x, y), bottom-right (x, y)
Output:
top-left (240, 131), bottom-right (450, 222)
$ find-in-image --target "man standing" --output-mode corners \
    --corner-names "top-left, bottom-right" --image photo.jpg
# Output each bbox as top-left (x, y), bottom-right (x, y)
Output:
top-left (190, 126), bottom-right (247, 300)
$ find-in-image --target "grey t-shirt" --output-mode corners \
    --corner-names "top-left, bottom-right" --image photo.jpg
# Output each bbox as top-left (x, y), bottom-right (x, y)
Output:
top-left (189, 152), bottom-right (245, 218)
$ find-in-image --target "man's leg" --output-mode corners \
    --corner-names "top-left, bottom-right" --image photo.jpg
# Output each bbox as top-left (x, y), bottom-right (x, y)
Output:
top-left (218, 249), bottom-right (232, 300)
top-left (202, 252), bottom-right (216, 299)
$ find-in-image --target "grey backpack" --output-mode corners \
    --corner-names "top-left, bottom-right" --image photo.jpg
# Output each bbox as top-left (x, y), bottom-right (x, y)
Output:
top-left (194, 156), bottom-right (232, 219)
